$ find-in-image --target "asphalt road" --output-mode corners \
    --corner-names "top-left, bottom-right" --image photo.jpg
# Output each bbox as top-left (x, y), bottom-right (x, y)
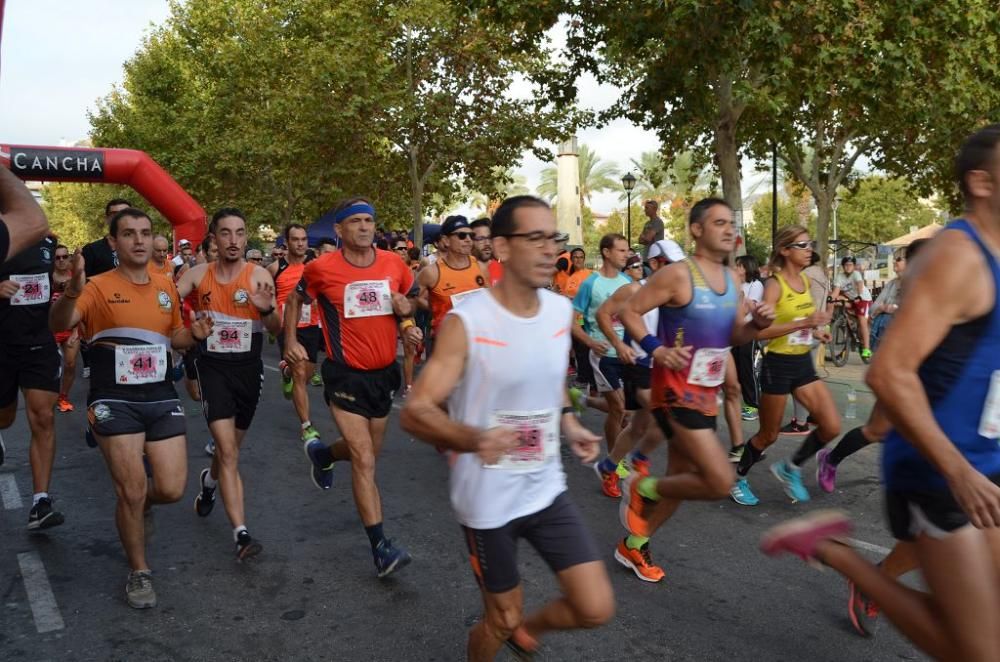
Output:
top-left (1, 345), bottom-right (925, 661)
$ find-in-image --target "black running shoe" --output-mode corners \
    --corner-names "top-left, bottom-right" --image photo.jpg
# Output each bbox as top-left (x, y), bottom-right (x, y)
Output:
top-left (780, 420), bottom-right (810, 435)
top-left (236, 530), bottom-right (263, 560)
top-left (373, 539), bottom-right (411, 578)
top-left (27, 497), bottom-right (65, 531)
top-left (194, 468), bottom-right (216, 517)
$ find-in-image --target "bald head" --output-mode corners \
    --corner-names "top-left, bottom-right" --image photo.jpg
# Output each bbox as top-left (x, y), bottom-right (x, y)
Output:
top-left (152, 235), bottom-right (169, 266)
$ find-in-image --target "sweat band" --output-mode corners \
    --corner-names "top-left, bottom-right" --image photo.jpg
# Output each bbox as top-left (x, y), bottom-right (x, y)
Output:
top-left (639, 334), bottom-right (663, 355)
top-left (334, 203), bottom-right (376, 224)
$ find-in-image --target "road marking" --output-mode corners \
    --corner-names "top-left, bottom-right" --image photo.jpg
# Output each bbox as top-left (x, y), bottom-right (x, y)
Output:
top-left (17, 552), bottom-right (65, 633)
top-left (263, 363), bottom-right (280, 373)
top-left (847, 538), bottom-right (892, 555)
top-left (0, 474), bottom-right (23, 509)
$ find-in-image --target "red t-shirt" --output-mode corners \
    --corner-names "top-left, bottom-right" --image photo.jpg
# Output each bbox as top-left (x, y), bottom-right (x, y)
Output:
top-left (300, 249), bottom-right (413, 370)
top-left (487, 259), bottom-right (504, 287)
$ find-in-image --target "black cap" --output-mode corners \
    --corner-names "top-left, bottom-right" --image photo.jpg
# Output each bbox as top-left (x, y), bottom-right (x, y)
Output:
top-left (441, 215), bottom-right (471, 235)
top-left (841, 256), bottom-right (856, 265)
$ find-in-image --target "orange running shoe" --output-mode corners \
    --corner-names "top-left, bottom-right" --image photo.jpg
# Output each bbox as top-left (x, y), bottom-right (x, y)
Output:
top-left (593, 462), bottom-right (621, 498)
top-left (619, 474), bottom-right (657, 537)
top-left (614, 538), bottom-right (665, 583)
top-left (630, 456), bottom-right (650, 477)
top-left (57, 397), bottom-right (74, 413)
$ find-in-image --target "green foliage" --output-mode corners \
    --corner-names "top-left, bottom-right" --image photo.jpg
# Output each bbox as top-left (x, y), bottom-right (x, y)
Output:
top-left (835, 176), bottom-right (941, 244)
top-left (42, 183), bottom-right (171, 249)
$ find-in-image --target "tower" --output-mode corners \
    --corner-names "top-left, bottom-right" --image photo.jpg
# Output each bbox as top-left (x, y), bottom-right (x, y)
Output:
top-left (556, 137), bottom-right (583, 246)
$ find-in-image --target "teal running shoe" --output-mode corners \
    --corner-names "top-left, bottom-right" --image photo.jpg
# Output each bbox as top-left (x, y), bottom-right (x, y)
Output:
top-left (771, 460), bottom-right (811, 503)
top-left (730, 478), bottom-right (759, 506)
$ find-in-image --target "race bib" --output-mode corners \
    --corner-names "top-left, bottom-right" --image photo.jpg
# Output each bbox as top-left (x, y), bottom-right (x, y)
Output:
top-left (978, 370), bottom-right (1000, 440)
top-left (299, 304), bottom-right (312, 325)
top-left (344, 280), bottom-right (393, 318)
top-left (10, 274), bottom-right (50, 306)
top-left (114, 344), bottom-right (168, 385)
top-left (610, 314), bottom-right (625, 336)
top-left (687, 347), bottom-right (730, 387)
top-left (450, 288), bottom-right (484, 307)
top-left (789, 318), bottom-right (813, 346)
top-left (484, 409), bottom-right (559, 472)
top-left (206, 318), bottom-right (252, 353)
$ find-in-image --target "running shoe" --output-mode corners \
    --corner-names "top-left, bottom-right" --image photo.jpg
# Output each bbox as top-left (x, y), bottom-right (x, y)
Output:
top-left (303, 439), bottom-right (334, 490)
top-left (568, 386), bottom-right (586, 415)
top-left (614, 459), bottom-right (630, 479)
top-left (204, 439), bottom-right (215, 457)
top-left (780, 420), bottom-right (810, 435)
top-left (236, 530), bottom-right (263, 560)
top-left (629, 455), bottom-right (650, 477)
top-left (860, 348), bottom-right (872, 360)
top-left (57, 397), bottom-right (74, 413)
top-left (194, 468), bottom-right (216, 518)
top-left (619, 475), bottom-right (655, 537)
top-left (373, 539), bottom-right (411, 578)
top-left (759, 509), bottom-right (852, 561)
top-left (401, 384), bottom-right (412, 399)
top-left (728, 445), bottom-right (744, 463)
top-left (301, 425), bottom-right (321, 444)
top-left (741, 406), bottom-right (758, 421)
top-left (771, 460), bottom-right (811, 503)
top-left (279, 360), bottom-right (293, 399)
top-left (504, 626), bottom-right (539, 660)
top-left (593, 461), bottom-right (622, 498)
top-left (815, 448), bottom-right (838, 493)
top-left (125, 570), bottom-right (156, 609)
top-left (82, 367), bottom-right (90, 379)
top-left (309, 373), bottom-right (323, 387)
top-left (730, 478), bottom-right (759, 506)
top-left (614, 538), bottom-right (665, 583)
top-left (847, 578), bottom-right (880, 637)
top-left (27, 497), bottom-right (65, 530)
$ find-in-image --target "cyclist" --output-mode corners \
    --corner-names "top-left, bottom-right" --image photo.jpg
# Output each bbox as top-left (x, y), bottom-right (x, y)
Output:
top-left (831, 256), bottom-right (872, 360)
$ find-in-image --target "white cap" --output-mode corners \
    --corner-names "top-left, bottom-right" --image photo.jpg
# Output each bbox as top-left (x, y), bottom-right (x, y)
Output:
top-left (648, 239), bottom-right (685, 263)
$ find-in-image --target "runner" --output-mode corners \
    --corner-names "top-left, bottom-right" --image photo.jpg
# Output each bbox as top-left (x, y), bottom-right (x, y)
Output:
top-left (50, 207), bottom-right (213, 608)
top-left (762, 124), bottom-right (1000, 661)
top-left (289, 197), bottom-right (421, 577)
top-left (733, 254), bottom-right (763, 424)
top-left (616, 198), bottom-right (774, 581)
top-left (51, 244), bottom-right (81, 412)
top-left (572, 233), bottom-right (631, 497)
top-left (470, 217), bottom-right (504, 286)
top-left (0, 233), bottom-right (65, 529)
top-left (418, 215), bottom-right (490, 342)
top-left (148, 235), bottom-right (174, 279)
top-left (400, 195), bottom-right (613, 659)
top-left (730, 226), bottom-right (838, 506)
top-left (176, 208), bottom-right (280, 559)
top-left (0, 164), bottom-right (50, 267)
top-left (270, 223), bottom-right (323, 443)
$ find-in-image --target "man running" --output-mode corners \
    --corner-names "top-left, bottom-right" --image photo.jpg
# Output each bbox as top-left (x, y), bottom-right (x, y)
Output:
top-left (418, 215), bottom-right (490, 341)
top-left (148, 235), bottom-right (174, 279)
top-left (762, 124), bottom-right (1000, 661)
top-left (271, 223), bottom-right (323, 443)
top-left (176, 208), bottom-right (280, 559)
top-left (401, 195), bottom-right (613, 660)
top-left (288, 197), bottom-right (420, 577)
top-left (0, 233), bottom-right (65, 529)
top-left (616, 199), bottom-right (774, 581)
top-left (52, 244), bottom-right (81, 413)
top-left (572, 233), bottom-right (631, 497)
top-left (51, 207), bottom-right (212, 608)
top-left (470, 217), bottom-right (504, 286)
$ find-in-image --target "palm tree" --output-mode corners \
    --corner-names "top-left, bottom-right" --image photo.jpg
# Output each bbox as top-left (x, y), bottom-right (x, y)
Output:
top-left (621, 150), bottom-right (712, 203)
top-left (537, 144), bottom-right (619, 209)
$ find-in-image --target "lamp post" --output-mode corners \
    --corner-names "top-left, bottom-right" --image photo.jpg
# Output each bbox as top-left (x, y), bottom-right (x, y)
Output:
top-left (622, 171), bottom-right (636, 244)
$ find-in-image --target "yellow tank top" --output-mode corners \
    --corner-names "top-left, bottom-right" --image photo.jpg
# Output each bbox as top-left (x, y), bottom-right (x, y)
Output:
top-left (766, 271), bottom-right (815, 355)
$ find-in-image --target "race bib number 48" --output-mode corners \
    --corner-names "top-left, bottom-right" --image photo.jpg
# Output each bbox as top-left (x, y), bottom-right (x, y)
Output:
top-left (10, 274), bottom-right (50, 306)
top-left (206, 318), bottom-right (252, 353)
top-left (344, 280), bottom-right (393, 318)
top-left (484, 409), bottom-right (559, 472)
top-left (114, 344), bottom-right (168, 385)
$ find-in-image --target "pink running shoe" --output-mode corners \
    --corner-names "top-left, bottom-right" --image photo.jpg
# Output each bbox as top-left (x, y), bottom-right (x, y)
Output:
top-left (816, 448), bottom-right (838, 493)
top-left (760, 510), bottom-right (852, 561)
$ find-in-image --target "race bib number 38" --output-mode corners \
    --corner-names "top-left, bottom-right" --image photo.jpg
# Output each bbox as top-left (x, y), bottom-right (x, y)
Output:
top-left (206, 318), bottom-right (252, 353)
top-left (344, 280), bottom-right (393, 318)
top-left (485, 409), bottom-right (559, 472)
top-left (10, 274), bottom-right (50, 306)
top-left (687, 347), bottom-right (730, 387)
top-left (114, 344), bottom-right (168, 385)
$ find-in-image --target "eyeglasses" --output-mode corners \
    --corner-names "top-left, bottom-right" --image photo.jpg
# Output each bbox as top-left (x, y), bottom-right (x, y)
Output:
top-left (451, 232), bottom-right (474, 240)
top-left (785, 241), bottom-right (813, 250)
top-left (472, 236), bottom-right (491, 242)
top-left (248, 257), bottom-right (262, 262)
top-left (495, 231), bottom-right (562, 248)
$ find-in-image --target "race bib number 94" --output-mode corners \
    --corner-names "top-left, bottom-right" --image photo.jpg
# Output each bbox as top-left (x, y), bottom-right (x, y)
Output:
top-left (206, 318), bottom-right (252, 353)
top-left (10, 274), bottom-right (50, 306)
top-left (484, 409), bottom-right (559, 472)
top-left (344, 280), bottom-right (393, 318)
top-left (114, 344), bottom-right (168, 385)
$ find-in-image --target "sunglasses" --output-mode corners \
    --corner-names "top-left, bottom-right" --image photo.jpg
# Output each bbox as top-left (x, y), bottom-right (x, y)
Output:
top-left (451, 232), bottom-right (474, 240)
top-left (393, 246), bottom-right (408, 252)
top-left (785, 240), bottom-right (813, 250)
top-left (626, 263), bottom-right (643, 270)
top-left (55, 255), bottom-right (69, 260)
top-left (248, 257), bottom-right (262, 262)
top-left (894, 257), bottom-right (905, 262)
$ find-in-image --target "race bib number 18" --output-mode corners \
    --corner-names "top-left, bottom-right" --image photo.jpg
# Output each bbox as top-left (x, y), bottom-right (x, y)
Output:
top-left (114, 344), bottom-right (168, 385)
top-left (344, 280), bottom-right (393, 318)
top-left (10, 274), bottom-right (50, 306)
top-left (484, 409), bottom-right (559, 472)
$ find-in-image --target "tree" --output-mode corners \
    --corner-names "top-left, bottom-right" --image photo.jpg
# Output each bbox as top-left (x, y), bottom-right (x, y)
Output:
top-left (622, 150), bottom-right (711, 205)
top-left (835, 176), bottom-right (940, 244)
top-left (537, 144), bottom-right (619, 208)
top-left (41, 183), bottom-right (171, 250)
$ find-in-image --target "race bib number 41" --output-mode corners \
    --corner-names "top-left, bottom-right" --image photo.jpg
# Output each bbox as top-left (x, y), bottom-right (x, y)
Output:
top-left (344, 280), bottom-right (393, 318)
top-left (10, 274), bottom-right (50, 306)
top-left (206, 318), bottom-right (252, 353)
top-left (114, 344), bottom-right (168, 385)
top-left (687, 347), bottom-right (730, 387)
top-left (484, 409), bottom-right (559, 472)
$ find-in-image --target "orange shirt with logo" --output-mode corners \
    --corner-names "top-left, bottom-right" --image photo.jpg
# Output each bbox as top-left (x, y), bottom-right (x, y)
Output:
top-left (194, 263), bottom-right (263, 361)
top-left (429, 257), bottom-right (487, 332)
top-left (275, 259), bottom-right (319, 328)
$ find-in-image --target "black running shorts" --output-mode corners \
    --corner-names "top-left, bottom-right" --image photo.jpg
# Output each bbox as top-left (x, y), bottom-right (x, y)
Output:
top-left (0, 342), bottom-right (61, 408)
top-left (278, 325), bottom-right (322, 364)
top-left (195, 357), bottom-right (263, 430)
top-left (653, 406), bottom-right (715, 433)
top-left (87, 399), bottom-right (186, 442)
top-left (886, 474), bottom-right (1000, 542)
top-left (759, 352), bottom-right (818, 395)
top-left (322, 359), bottom-right (400, 419)
top-left (622, 363), bottom-right (651, 411)
top-left (461, 492), bottom-right (600, 594)
top-left (184, 344), bottom-right (200, 380)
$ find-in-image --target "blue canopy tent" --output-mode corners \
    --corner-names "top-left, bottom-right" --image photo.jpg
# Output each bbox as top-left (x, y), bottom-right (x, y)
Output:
top-left (306, 209), bottom-right (338, 247)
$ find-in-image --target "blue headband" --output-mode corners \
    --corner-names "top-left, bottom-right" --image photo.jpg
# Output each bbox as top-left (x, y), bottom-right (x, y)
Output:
top-left (334, 203), bottom-right (376, 224)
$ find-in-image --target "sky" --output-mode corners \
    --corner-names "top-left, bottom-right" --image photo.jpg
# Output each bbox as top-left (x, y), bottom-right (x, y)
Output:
top-left (0, 0), bottom-right (755, 216)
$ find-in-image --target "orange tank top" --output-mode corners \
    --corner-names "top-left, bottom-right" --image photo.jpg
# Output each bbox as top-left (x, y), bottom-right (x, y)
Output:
top-left (430, 257), bottom-right (487, 332)
top-left (275, 259), bottom-right (318, 328)
top-left (195, 262), bottom-right (263, 361)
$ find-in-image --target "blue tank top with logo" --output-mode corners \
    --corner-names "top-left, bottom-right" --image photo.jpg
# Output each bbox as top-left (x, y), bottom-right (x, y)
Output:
top-left (882, 219), bottom-right (1000, 492)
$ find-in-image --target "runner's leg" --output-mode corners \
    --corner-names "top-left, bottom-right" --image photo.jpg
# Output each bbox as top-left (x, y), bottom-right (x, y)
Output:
top-left (520, 561), bottom-right (614, 640)
top-left (330, 405), bottom-right (382, 526)
top-left (60, 337), bottom-right (79, 400)
top-left (25, 388), bottom-right (58, 494)
top-left (208, 419), bottom-right (247, 529)
top-left (469, 586), bottom-right (525, 662)
top-left (96, 432), bottom-right (153, 571)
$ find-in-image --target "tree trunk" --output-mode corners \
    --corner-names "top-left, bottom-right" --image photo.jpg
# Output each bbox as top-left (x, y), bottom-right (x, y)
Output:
top-left (713, 89), bottom-right (745, 255)
top-left (814, 190), bottom-right (832, 267)
top-left (409, 145), bottom-right (424, 250)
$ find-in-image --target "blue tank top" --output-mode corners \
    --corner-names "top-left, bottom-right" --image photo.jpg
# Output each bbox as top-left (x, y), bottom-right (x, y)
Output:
top-left (882, 219), bottom-right (1000, 491)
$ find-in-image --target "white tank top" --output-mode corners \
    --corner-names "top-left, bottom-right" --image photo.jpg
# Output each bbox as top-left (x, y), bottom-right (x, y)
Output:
top-left (447, 288), bottom-right (571, 529)
top-left (628, 279), bottom-right (660, 367)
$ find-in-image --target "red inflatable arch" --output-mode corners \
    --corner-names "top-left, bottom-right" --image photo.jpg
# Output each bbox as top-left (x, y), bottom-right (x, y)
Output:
top-left (0, 144), bottom-right (206, 251)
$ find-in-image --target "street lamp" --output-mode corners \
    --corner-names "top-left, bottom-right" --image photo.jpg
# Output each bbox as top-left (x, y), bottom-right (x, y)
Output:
top-left (622, 172), bottom-right (637, 243)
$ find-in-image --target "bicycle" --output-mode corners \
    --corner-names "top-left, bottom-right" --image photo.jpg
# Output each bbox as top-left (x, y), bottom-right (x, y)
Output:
top-left (827, 299), bottom-right (871, 367)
